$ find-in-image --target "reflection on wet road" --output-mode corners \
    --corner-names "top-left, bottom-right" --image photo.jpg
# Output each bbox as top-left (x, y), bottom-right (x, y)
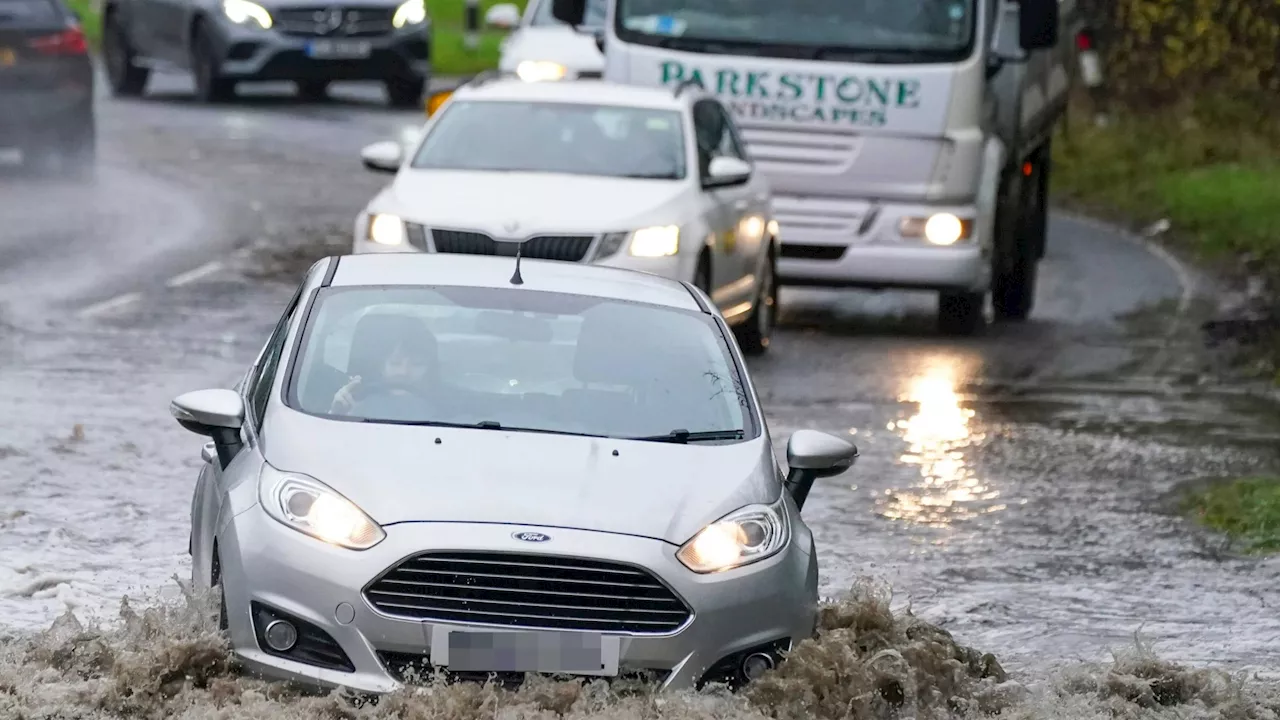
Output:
top-left (1, 73), bottom-right (1278, 689)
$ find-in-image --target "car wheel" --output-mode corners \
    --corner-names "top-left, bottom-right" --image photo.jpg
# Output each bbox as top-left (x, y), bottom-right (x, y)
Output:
top-left (735, 246), bottom-right (776, 355)
top-left (212, 548), bottom-right (229, 634)
top-left (385, 75), bottom-right (425, 109)
top-left (102, 13), bottom-right (149, 97)
top-left (693, 252), bottom-right (712, 295)
top-left (937, 291), bottom-right (985, 336)
top-left (191, 25), bottom-right (235, 103)
top-left (297, 80), bottom-right (329, 102)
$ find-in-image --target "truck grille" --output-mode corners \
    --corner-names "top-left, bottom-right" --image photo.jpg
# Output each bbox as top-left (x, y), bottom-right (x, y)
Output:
top-left (426, 227), bottom-right (595, 262)
top-left (363, 551), bottom-right (692, 634)
top-left (274, 7), bottom-right (395, 37)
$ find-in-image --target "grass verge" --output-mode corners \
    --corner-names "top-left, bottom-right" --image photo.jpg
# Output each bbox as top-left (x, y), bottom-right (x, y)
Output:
top-left (1182, 476), bottom-right (1280, 554)
top-left (61, 0), bottom-right (522, 76)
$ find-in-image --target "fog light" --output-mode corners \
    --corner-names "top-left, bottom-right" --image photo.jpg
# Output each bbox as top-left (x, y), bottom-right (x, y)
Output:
top-left (741, 652), bottom-right (775, 680)
top-left (264, 619), bottom-right (298, 651)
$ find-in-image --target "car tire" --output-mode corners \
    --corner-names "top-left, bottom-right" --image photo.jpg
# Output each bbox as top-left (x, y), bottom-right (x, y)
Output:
top-left (385, 75), bottom-right (425, 109)
top-left (937, 291), bottom-right (985, 336)
top-left (735, 245), bottom-right (776, 356)
top-left (102, 13), bottom-right (149, 97)
top-left (693, 251), bottom-right (712, 296)
top-left (191, 25), bottom-right (235, 103)
top-left (212, 548), bottom-right (229, 634)
top-left (297, 80), bottom-right (329, 102)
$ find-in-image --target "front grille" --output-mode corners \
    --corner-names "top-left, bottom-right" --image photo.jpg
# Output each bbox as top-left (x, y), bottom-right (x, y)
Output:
top-left (428, 228), bottom-right (594, 262)
top-left (275, 6), bottom-right (395, 37)
top-left (781, 243), bottom-right (847, 261)
top-left (364, 551), bottom-right (692, 634)
top-left (378, 650), bottom-right (671, 688)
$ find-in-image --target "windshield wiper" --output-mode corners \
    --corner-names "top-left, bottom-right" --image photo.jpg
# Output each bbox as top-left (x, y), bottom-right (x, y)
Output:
top-left (360, 417), bottom-right (609, 439)
top-left (619, 172), bottom-right (679, 179)
top-left (626, 429), bottom-right (746, 444)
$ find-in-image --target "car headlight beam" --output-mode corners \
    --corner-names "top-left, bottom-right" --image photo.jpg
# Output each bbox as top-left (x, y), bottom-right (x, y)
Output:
top-left (676, 498), bottom-right (790, 574)
top-left (898, 213), bottom-right (971, 246)
top-left (259, 469), bottom-right (386, 550)
top-left (392, 0), bottom-right (427, 28)
top-left (516, 60), bottom-right (568, 82)
top-left (222, 0), bottom-right (272, 29)
top-left (628, 225), bottom-right (679, 257)
top-left (368, 213), bottom-right (406, 245)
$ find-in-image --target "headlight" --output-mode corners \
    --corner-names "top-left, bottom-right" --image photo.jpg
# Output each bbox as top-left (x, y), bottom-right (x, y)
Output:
top-left (676, 498), bottom-right (790, 574)
top-left (628, 225), bottom-right (679, 257)
top-left (516, 60), bottom-right (568, 82)
top-left (392, 0), bottom-right (427, 28)
top-left (898, 213), bottom-right (971, 246)
top-left (259, 468), bottom-right (386, 550)
top-left (367, 213), bottom-right (405, 245)
top-left (222, 0), bottom-right (272, 29)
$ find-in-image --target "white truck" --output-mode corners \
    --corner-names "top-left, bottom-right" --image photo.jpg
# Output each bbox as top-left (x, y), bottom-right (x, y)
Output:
top-left (540, 0), bottom-right (1082, 334)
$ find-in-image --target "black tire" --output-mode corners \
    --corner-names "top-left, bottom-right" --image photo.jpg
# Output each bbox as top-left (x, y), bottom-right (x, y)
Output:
top-left (102, 12), bottom-right (149, 97)
top-left (385, 75), bottom-right (425, 109)
top-left (191, 25), bottom-right (235, 103)
top-left (992, 147), bottom-right (1047, 322)
top-left (693, 252), bottom-right (712, 295)
top-left (297, 80), bottom-right (329, 102)
top-left (937, 291), bottom-right (985, 336)
top-left (212, 548), bottom-right (229, 634)
top-left (735, 245), bottom-right (777, 355)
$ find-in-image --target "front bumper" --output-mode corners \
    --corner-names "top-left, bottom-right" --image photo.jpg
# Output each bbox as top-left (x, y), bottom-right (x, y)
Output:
top-left (206, 15), bottom-right (430, 81)
top-left (218, 506), bottom-right (818, 694)
top-left (774, 199), bottom-right (992, 293)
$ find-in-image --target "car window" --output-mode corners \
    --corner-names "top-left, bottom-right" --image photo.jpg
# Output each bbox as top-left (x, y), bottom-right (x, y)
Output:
top-left (0, 0), bottom-right (60, 24)
top-left (531, 0), bottom-right (606, 27)
top-left (411, 100), bottom-right (687, 180)
top-left (693, 99), bottom-right (743, 175)
top-left (246, 293), bottom-right (300, 430)
top-left (287, 285), bottom-right (752, 440)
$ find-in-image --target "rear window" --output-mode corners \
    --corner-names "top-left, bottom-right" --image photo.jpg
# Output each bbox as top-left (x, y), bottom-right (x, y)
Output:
top-left (0, 0), bottom-right (61, 24)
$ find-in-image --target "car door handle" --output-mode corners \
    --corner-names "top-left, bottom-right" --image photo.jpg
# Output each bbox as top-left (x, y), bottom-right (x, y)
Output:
top-left (201, 442), bottom-right (216, 465)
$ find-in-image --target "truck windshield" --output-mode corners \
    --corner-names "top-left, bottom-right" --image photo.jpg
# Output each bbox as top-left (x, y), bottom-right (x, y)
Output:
top-left (614, 0), bottom-right (977, 61)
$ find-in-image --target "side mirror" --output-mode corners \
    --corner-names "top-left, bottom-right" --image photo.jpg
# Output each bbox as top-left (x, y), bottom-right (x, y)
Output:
top-left (550, 0), bottom-right (585, 26)
top-left (484, 3), bottom-right (520, 29)
top-left (170, 389), bottom-right (245, 469)
top-left (784, 430), bottom-right (858, 510)
top-left (1018, 0), bottom-right (1058, 50)
top-left (703, 156), bottom-right (752, 189)
top-left (360, 140), bottom-right (403, 173)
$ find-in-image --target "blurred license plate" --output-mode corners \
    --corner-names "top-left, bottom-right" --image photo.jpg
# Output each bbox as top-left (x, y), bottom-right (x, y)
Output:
top-left (0, 48), bottom-right (15, 67)
top-left (429, 626), bottom-right (620, 675)
top-left (305, 39), bottom-right (371, 58)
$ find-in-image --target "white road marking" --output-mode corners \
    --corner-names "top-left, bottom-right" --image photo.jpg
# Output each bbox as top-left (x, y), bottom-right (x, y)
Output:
top-left (77, 292), bottom-right (141, 318)
top-left (166, 261), bottom-right (224, 288)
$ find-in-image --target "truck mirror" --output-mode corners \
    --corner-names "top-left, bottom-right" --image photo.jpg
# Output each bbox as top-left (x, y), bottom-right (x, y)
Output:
top-left (1019, 0), bottom-right (1059, 50)
top-left (550, 0), bottom-right (586, 26)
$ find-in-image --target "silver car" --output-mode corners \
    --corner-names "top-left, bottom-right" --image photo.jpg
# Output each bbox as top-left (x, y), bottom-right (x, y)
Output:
top-left (169, 252), bottom-right (858, 694)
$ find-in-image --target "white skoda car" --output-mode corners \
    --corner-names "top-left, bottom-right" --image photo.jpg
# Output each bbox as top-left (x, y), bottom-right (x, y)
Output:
top-left (352, 76), bottom-right (780, 354)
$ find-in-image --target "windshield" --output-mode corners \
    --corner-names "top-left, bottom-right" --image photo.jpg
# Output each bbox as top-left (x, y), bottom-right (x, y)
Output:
top-left (411, 100), bottom-right (687, 180)
top-left (531, 0), bottom-right (606, 27)
top-left (0, 0), bottom-right (60, 25)
top-left (287, 286), bottom-right (754, 441)
top-left (615, 0), bottom-right (977, 61)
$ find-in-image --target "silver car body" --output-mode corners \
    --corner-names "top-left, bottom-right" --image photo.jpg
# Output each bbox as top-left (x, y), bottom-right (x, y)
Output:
top-left (173, 253), bottom-right (856, 694)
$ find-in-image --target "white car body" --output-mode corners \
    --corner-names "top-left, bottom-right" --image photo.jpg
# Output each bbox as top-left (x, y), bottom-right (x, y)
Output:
top-left (489, 0), bottom-right (605, 81)
top-left (353, 77), bottom-right (780, 354)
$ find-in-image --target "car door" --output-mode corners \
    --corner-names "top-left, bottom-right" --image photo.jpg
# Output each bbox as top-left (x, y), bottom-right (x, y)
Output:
top-left (693, 98), bottom-right (756, 315)
top-left (712, 100), bottom-right (771, 307)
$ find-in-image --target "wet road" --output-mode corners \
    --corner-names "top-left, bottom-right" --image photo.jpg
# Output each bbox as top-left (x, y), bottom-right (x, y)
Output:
top-left (2, 68), bottom-right (1278, 686)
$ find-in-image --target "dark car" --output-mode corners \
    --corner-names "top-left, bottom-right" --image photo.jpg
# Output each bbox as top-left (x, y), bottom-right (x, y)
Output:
top-left (0, 0), bottom-right (94, 176)
top-left (100, 0), bottom-right (431, 107)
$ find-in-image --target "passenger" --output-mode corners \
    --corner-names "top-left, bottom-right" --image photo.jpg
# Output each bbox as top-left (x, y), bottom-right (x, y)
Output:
top-left (330, 316), bottom-right (439, 418)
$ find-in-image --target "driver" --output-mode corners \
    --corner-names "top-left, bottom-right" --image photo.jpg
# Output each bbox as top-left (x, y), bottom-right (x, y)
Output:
top-left (330, 315), bottom-right (439, 418)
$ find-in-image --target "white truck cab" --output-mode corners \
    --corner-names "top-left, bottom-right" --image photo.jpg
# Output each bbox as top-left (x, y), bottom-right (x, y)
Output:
top-left (547, 0), bottom-right (1083, 334)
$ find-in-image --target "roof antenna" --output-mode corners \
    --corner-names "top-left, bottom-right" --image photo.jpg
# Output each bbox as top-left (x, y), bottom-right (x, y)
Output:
top-left (509, 241), bottom-right (524, 285)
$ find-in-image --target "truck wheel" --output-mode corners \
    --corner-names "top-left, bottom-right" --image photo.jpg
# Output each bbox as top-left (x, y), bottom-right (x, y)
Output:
top-left (937, 291), bottom-right (984, 336)
top-left (102, 13), bottom-right (149, 97)
top-left (992, 148), bottom-right (1047, 322)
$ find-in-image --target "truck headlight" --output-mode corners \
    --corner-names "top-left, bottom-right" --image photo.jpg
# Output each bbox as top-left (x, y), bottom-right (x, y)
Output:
top-left (392, 0), bottom-right (427, 27)
top-left (899, 213), bottom-right (972, 246)
top-left (628, 225), bottom-right (679, 257)
top-left (259, 468), bottom-right (385, 550)
top-left (676, 498), bottom-right (790, 574)
top-left (367, 213), bottom-right (406, 245)
top-left (222, 0), bottom-right (272, 29)
top-left (516, 60), bottom-right (567, 82)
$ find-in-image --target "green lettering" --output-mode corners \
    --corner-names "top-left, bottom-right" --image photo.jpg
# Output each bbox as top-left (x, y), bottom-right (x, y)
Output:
top-left (688, 68), bottom-right (705, 89)
top-left (745, 71), bottom-right (770, 98)
top-left (660, 61), bottom-right (684, 85)
top-left (716, 69), bottom-right (742, 96)
top-left (868, 79), bottom-right (891, 105)
top-left (779, 74), bottom-right (803, 100)
top-left (813, 75), bottom-right (829, 101)
top-left (897, 80), bottom-right (921, 107)
top-left (835, 77), bottom-right (862, 103)
top-left (811, 106), bottom-right (827, 122)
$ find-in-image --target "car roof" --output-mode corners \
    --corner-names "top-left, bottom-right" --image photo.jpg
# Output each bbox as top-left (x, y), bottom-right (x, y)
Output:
top-left (326, 253), bottom-right (703, 311)
top-left (451, 77), bottom-right (699, 111)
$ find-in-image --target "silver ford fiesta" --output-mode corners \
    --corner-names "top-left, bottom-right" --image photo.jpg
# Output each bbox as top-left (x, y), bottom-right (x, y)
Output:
top-left (169, 252), bottom-right (857, 695)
